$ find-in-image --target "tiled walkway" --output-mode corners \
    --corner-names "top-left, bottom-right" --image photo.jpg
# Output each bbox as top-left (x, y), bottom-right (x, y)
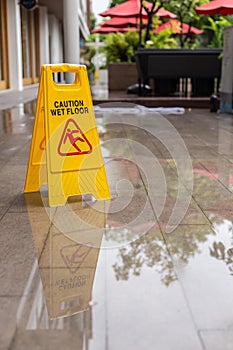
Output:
top-left (0, 100), bottom-right (233, 350)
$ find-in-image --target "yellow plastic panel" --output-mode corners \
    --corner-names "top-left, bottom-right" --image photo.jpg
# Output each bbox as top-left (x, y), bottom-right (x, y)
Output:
top-left (24, 64), bottom-right (110, 207)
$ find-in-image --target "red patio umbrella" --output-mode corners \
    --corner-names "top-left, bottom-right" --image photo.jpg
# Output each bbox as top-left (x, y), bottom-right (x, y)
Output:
top-left (154, 19), bottom-right (203, 35)
top-left (91, 26), bottom-right (137, 34)
top-left (100, 0), bottom-right (176, 19)
top-left (99, 16), bottom-right (146, 28)
top-left (196, 0), bottom-right (233, 15)
top-left (155, 8), bottom-right (177, 19)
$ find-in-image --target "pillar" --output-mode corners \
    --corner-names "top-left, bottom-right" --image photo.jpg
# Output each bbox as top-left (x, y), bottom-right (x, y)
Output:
top-left (6, 0), bottom-right (23, 91)
top-left (39, 6), bottom-right (49, 65)
top-left (63, 0), bottom-right (80, 82)
top-left (49, 15), bottom-right (61, 65)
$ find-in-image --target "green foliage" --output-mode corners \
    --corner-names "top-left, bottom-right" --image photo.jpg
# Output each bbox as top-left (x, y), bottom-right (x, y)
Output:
top-left (109, 0), bottom-right (126, 7)
top-left (204, 16), bottom-right (231, 48)
top-left (90, 12), bottom-right (97, 30)
top-left (103, 28), bottom-right (180, 63)
top-left (164, 0), bottom-right (206, 47)
top-left (166, 0), bottom-right (204, 23)
top-left (142, 0), bottom-right (167, 43)
top-left (87, 33), bottom-right (107, 42)
top-left (92, 0), bottom-right (232, 53)
top-left (103, 31), bottom-right (140, 63)
top-left (185, 36), bottom-right (202, 49)
top-left (145, 28), bottom-right (179, 48)
top-left (87, 33), bottom-right (98, 42)
top-left (83, 45), bottom-right (96, 80)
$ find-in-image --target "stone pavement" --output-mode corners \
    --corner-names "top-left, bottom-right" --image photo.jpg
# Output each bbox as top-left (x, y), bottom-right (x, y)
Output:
top-left (0, 95), bottom-right (233, 349)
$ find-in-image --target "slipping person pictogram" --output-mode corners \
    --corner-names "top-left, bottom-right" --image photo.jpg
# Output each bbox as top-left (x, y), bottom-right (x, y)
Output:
top-left (60, 243), bottom-right (93, 274)
top-left (58, 118), bottom-right (92, 156)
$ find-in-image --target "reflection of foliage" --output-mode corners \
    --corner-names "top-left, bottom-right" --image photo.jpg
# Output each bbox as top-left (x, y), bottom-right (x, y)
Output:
top-left (210, 241), bottom-right (233, 275)
top-left (167, 226), bottom-right (215, 263)
top-left (209, 212), bottom-right (233, 230)
top-left (113, 231), bottom-right (178, 286)
top-left (102, 133), bottom-right (233, 286)
top-left (113, 226), bottom-right (215, 286)
top-left (105, 227), bottom-right (141, 244)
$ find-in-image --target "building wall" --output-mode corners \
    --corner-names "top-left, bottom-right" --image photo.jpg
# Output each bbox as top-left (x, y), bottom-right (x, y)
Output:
top-left (0, 0), bottom-right (90, 94)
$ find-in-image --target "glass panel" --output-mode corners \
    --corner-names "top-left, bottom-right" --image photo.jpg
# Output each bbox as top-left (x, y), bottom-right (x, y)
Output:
top-left (21, 7), bottom-right (40, 83)
top-left (30, 11), bottom-right (36, 79)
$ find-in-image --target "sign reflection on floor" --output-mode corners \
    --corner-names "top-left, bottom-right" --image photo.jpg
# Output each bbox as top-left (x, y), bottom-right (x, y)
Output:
top-left (24, 192), bottom-right (109, 319)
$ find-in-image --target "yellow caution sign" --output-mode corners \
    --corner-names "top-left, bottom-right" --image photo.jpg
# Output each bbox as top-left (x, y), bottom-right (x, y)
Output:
top-left (24, 64), bottom-right (110, 206)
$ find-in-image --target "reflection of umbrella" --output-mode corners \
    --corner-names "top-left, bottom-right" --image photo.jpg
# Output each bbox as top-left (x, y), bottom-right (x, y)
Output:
top-left (91, 26), bottom-right (137, 34)
top-left (100, 0), bottom-right (176, 19)
top-left (154, 19), bottom-right (203, 35)
top-left (196, 0), bottom-right (233, 15)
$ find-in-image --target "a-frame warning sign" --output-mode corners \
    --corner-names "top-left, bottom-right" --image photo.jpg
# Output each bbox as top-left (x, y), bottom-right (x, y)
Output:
top-left (24, 64), bottom-right (111, 206)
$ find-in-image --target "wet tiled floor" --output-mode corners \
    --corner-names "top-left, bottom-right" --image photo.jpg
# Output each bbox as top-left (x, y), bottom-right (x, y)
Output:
top-left (0, 101), bottom-right (233, 350)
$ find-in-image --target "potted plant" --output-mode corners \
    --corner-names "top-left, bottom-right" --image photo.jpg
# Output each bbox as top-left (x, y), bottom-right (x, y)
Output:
top-left (102, 30), bottom-right (140, 91)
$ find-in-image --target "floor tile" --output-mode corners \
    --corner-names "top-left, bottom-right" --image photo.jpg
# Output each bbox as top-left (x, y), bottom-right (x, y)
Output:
top-left (200, 331), bottom-right (233, 350)
top-left (164, 224), bottom-right (233, 330)
top-left (0, 297), bottom-right (21, 350)
top-left (0, 212), bottom-right (37, 296)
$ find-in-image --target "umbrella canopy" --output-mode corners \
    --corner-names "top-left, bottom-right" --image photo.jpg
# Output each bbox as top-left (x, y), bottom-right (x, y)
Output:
top-left (155, 8), bottom-right (177, 19)
top-left (154, 19), bottom-right (203, 35)
top-left (100, 0), bottom-right (176, 19)
top-left (196, 0), bottom-right (233, 15)
top-left (99, 16), bottom-right (147, 28)
top-left (91, 26), bottom-right (137, 34)
top-left (100, 0), bottom-right (147, 17)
